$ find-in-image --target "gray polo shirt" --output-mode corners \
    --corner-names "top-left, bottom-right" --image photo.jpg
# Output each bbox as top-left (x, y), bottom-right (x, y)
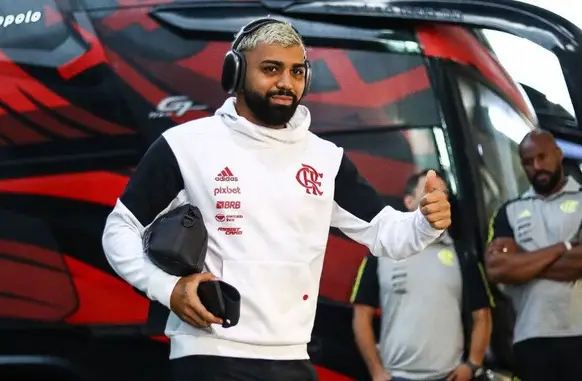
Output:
top-left (351, 234), bottom-right (491, 380)
top-left (489, 176), bottom-right (582, 344)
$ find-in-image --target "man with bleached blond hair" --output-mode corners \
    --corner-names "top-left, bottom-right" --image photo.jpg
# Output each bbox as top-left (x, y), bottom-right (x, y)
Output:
top-left (102, 17), bottom-right (451, 381)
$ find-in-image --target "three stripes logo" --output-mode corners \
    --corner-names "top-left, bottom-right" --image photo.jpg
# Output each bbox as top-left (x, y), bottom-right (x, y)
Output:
top-left (215, 167), bottom-right (238, 182)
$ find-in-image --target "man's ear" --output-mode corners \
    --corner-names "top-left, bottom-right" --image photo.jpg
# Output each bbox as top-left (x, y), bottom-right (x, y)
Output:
top-left (403, 195), bottom-right (415, 211)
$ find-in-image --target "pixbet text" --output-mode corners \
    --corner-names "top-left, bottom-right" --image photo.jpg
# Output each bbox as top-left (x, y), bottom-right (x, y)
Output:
top-left (214, 186), bottom-right (241, 196)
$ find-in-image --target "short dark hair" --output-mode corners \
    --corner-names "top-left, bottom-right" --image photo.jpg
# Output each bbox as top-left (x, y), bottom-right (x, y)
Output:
top-left (404, 169), bottom-right (445, 196)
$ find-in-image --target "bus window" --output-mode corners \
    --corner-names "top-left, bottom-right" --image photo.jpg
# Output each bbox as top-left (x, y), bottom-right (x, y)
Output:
top-left (483, 29), bottom-right (576, 123)
top-left (563, 158), bottom-right (582, 184)
top-left (456, 76), bottom-right (532, 221)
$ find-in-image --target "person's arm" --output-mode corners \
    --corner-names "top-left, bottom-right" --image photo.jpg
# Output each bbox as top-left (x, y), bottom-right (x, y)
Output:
top-left (486, 243), bottom-right (566, 284)
top-left (331, 153), bottom-right (444, 260)
top-left (484, 205), bottom-right (565, 284)
top-left (350, 255), bottom-right (386, 379)
top-left (539, 242), bottom-right (582, 281)
top-left (102, 135), bottom-right (185, 309)
top-left (461, 255), bottom-right (493, 367)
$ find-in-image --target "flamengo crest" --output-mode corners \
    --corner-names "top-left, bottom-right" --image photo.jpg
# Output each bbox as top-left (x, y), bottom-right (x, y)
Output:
top-left (296, 164), bottom-right (323, 196)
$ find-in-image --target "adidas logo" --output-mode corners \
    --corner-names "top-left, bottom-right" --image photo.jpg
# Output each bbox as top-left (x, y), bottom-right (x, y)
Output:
top-left (215, 167), bottom-right (238, 182)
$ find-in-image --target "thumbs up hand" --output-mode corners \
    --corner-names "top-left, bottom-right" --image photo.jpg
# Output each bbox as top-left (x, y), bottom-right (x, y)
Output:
top-left (419, 170), bottom-right (451, 230)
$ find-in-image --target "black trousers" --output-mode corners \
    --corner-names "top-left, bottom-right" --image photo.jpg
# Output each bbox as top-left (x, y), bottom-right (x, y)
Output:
top-left (513, 336), bottom-right (582, 381)
top-left (171, 355), bottom-right (318, 381)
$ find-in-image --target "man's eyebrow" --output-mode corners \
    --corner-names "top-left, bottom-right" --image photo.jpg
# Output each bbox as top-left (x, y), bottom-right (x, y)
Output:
top-left (260, 60), bottom-right (306, 68)
top-left (260, 60), bottom-right (284, 66)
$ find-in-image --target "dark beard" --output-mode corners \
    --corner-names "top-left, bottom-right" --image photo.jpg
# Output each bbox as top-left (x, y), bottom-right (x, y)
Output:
top-left (530, 166), bottom-right (563, 195)
top-left (242, 87), bottom-right (299, 127)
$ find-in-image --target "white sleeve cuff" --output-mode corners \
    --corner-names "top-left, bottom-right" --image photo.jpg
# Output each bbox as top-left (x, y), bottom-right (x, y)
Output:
top-left (147, 270), bottom-right (181, 309)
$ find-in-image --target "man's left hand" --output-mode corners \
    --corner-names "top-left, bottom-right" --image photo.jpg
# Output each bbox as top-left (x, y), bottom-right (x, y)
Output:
top-left (419, 170), bottom-right (451, 230)
top-left (446, 364), bottom-right (473, 381)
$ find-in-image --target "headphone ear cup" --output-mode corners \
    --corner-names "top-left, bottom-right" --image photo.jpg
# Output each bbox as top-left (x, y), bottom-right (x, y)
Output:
top-left (304, 60), bottom-right (312, 95)
top-left (235, 52), bottom-right (247, 93)
top-left (221, 51), bottom-right (241, 94)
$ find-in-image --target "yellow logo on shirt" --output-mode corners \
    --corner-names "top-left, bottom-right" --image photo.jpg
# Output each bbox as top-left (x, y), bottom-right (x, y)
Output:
top-left (560, 200), bottom-right (579, 214)
top-left (437, 249), bottom-right (455, 266)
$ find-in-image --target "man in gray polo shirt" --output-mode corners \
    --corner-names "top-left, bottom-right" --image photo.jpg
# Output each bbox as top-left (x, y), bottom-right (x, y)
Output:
top-left (352, 170), bottom-right (493, 381)
top-left (486, 130), bottom-right (582, 381)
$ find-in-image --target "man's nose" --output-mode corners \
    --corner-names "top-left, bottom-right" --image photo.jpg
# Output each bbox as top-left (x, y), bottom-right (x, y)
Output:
top-left (276, 70), bottom-right (293, 89)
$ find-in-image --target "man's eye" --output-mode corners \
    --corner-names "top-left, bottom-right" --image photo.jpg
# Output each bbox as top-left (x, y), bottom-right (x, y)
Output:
top-left (293, 68), bottom-right (305, 76)
top-left (263, 66), bottom-right (277, 73)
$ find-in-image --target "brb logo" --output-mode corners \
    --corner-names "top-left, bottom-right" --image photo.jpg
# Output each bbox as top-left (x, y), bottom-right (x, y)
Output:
top-left (214, 186), bottom-right (241, 196)
top-left (216, 201), bottom-right (241, 210)
top-left (0, 10), bottom-right (42, 28)
top-left (149, 96), bottom-right (207, 119)
top-left (296, 164), bottom-right (323, 196)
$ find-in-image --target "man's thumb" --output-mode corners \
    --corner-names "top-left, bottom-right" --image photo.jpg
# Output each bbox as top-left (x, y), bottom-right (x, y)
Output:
top-left (424, 170), bottom-right (436, 194)
top-left (198, 272), bottom-right (217, 282)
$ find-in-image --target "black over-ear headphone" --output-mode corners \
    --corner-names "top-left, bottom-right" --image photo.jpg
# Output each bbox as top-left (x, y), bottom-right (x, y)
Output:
top-left (220, 17), bottom-right (312, 96)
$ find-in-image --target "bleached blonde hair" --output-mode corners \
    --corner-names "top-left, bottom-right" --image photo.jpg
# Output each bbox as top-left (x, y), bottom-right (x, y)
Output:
top-left (236, 20), bottom-right (306, 57)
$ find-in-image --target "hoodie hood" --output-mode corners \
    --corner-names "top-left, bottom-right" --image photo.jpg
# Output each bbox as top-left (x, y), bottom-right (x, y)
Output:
top-left (215, 97), bottom-right (311, 147)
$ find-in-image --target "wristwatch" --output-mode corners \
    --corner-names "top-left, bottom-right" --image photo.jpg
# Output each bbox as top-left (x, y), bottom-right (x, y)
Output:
top-left (465, 361), bottom-right (484, 378)
top-left (564, 240), bottom-right (573, 252)
top-left (565, 236), bottom-right (579, 252)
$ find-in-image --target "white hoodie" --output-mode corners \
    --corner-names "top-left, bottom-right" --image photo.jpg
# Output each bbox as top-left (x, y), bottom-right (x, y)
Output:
top-left (102, 97), bottom-right (443, 360)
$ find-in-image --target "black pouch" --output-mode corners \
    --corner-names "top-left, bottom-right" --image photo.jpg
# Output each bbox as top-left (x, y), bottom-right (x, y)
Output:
top-left (144, 203), bottom-right (241, 329)
top-left (143, 204), bottom-right (208, 277)
top-left (198, 280), bottom-right (241, 328)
